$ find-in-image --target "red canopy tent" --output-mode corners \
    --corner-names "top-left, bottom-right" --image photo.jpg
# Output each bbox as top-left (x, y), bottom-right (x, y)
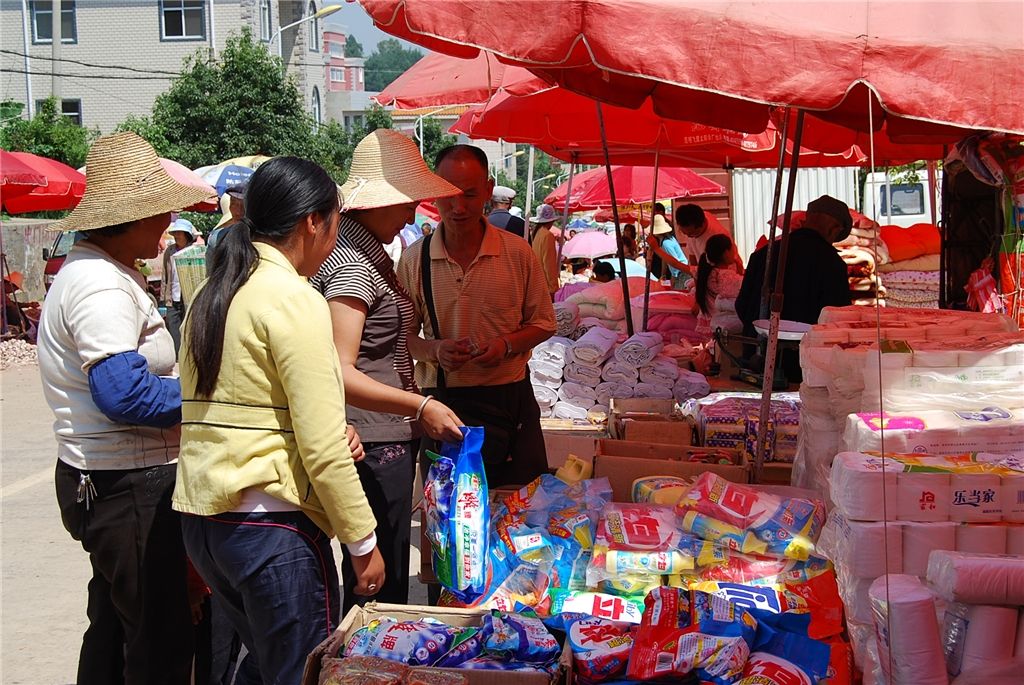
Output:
top-left (360, 0), bottom-right (1024, 139)
top-left (0, 151), bottom-right (46, 203)
top-left (543, 165), bottom-right (723, 211)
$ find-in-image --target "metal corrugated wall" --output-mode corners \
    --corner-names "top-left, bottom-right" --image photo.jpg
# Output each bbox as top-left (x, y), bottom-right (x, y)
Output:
top-left (730, 168), bottom-right (860, 260)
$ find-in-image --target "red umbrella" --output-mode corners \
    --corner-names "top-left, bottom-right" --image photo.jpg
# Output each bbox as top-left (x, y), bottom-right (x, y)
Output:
top-left (2, 151), bottom-right (86, 213)
top-left (544, 166), bottom-right (722, 211)
top-left (375, 50), bottom-right (547, 108)
top-left (360, 0), bottom-right (1024, 139)
top-left (0, 150), bottom-right (47, 202)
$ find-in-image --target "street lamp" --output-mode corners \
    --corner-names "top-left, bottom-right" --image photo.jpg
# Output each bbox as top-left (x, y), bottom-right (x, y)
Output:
top-left (270, 3), bottom-right (343, 63)
top-left (493, 149), bottom-right (525, 177)
top-left (531, 173), bottom-right (556, 191)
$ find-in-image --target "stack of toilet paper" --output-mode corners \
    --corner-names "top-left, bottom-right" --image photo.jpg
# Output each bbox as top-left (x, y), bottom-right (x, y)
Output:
top-left (695, 394), bottom-right (802, 463)
top-left (925, 551), bottom-right (1024, 678)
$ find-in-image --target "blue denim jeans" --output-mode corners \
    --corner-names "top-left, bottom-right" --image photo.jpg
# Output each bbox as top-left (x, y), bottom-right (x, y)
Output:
top-left (181, 511), bottom-right (340, 685)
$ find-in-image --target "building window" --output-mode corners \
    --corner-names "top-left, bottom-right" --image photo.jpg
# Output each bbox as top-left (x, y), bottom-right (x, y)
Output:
top-left (881, 183), bottom-right (925, 216)
top-left (259, 0), bottom-right (271, 41)
top-left (308, 2), bottom-right (320, 52)
top-left (328, 40), bottom-right (344, 58)
top-left (311, 87), bottom-right (321, 129)
top-left (30, 1), bottom-right (77, 44)
top-left (330, 67), bottom-right (344, 83)
top-left (35, 98), bottom-right (82, 125)
top-left (160, 0), bottom-right (206, 41)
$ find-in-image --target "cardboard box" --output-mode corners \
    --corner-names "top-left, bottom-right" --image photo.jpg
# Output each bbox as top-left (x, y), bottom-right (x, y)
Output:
top-left (594, 439), bottom-right (748, 501)
top-left (621, 417), bottom-right (694, 446)
top-left (542, 428), bottom-right (603, 469)
top-left (608, 398), bottom-right (677, 439)
top-left (302, 603), bottom-right (568, 685)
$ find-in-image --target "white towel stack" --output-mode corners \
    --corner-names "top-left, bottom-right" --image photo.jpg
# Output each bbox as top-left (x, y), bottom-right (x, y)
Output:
top-left (601, 360), bottom-right (639, 384)
top-left (532, 336), bottom-right (574, 367)
top-left (554, 302), bottom-right (580, 338)
top-left (572, 327), bottom-right (619, 366)
top-left (564, 362), bottom-right (603, 387)
top-left (615, 332), bottom-right (664, 367)
top-left (674, 370), bottom-right (711, 402)
top-left (552, 402), bottom-right (590, 420)
top-left (596, 381), bottom-right (634, 406)
top-left (634, 382), bottom-right (675, 400)
top-left (558, 382), bottom-right (598, 409)
top-left (639, 355), bottom-right (680, 385)
top-left (529, 360), bottom-right (563, 389)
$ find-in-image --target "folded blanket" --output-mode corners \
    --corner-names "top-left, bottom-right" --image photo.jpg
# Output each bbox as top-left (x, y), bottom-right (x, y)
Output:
top-left (575, 316), bottom-right (628, 337)
top-left (531, 336), bottom-right (574, 367)
top-left (615, 331), bottom-right (664, 367)
top-left (572, 326), bottom-right (619, 365)
top-left (555, 281), bottom-right (594, 303)
top-left (639, 355), bottom-right (680, 385)
top-left (634, 382), bottom-right (675, 400)
top-left (552, 402), bottom-right (590, 420)
top-left (533, 384), bottom-right (559, 408)
top-left (876, 253), bottom-right (940, 273)
top-left (880, 270), bottom-right (941, 287)
top-left (557, 382), bottom-right (598, 409)
top-left (674, 370), bottom-right (711, 403)
top-left (529, 359), bottom-right (564, 389)
top-left (540, 406), bottom-right (553, 418)
top-left (596, 381), bottom-right (634, 406)
top-left (601, 360), bottom-right (639, 384)
top-left (564, 361), bottom-right (603, 388)
top-left (554, 302), bottom-right (580, 338)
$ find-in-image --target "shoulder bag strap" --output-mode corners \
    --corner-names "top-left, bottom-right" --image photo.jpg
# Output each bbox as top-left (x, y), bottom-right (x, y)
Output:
top-left (419, 233), bottom-right (446, 389)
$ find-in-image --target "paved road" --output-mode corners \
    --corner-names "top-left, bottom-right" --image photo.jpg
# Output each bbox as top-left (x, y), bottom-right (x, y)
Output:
top-left (0, 364), bottom-right (426, 684)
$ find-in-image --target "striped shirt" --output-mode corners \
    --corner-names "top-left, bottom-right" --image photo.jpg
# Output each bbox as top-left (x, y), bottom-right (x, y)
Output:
top-left (397, 220), bottom-right (556, 389)
top-left (312, 215), bottom-right (419, 442)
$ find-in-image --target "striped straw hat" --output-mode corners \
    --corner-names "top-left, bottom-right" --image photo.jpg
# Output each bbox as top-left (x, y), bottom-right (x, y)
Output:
top-left (340, 129), bottom-right (460, 211)
top-left (49, 132), bottom-right (214, 232)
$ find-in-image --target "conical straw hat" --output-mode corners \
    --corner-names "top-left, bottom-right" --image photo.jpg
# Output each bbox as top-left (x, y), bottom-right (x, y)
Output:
top-left (50, 132), bottom-right (215, 232)
top-left (340, 129), bottom-right (460, 211)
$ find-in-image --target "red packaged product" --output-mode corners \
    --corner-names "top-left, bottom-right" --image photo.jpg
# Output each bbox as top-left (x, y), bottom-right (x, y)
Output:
top-left (784, 570), bottom-right (844, 640)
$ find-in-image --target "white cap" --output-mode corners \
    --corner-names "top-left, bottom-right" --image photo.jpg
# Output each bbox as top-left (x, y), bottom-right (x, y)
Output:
top-left (491, 185), bottom-right (516, 202)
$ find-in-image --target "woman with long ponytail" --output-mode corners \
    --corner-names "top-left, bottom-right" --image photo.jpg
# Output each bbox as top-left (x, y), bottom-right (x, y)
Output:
top-left (173, 157), bottom-right (383, 684)
top-left (695, 233), bottom-right (745, 338)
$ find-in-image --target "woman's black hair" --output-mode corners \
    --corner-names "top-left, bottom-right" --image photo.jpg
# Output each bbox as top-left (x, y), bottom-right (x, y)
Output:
top-left (592, 260), bottom-right (616, 281)
top-left (186, 157), bottom-right (338, 398)
top-left (695, 233), bottom-right (734, 315)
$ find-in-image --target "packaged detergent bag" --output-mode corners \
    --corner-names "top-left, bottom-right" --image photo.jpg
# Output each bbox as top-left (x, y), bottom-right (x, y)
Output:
top-left (423, 426), bottom-right (490, 603)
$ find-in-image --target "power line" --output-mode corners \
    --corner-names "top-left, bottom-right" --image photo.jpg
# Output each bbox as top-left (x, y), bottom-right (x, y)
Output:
top-left (0, 67), bottom-right (173, 81)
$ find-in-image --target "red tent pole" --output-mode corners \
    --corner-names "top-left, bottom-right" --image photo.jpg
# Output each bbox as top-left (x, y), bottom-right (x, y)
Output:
top-left (758, 109), bottom-right (791, 320)
top-left (754, 109), bottom-right (805, 483)
top-left (642, 146), bottom-right (661, 331)
top-left (596, 101), bottom-right (635, 337)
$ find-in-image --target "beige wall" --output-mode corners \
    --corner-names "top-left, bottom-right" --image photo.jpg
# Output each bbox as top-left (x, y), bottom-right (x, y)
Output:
top-left (0, 1), bottom-right (326, 133)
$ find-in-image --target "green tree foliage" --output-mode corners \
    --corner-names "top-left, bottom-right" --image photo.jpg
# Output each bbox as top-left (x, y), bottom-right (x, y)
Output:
top-left (365, 38), bottom-right (423, 92)
top-left (494, 147), bottom-right (564, 209)
top-left (118, 29), bottom-right (320, 169)
top-left (419, 117), bottom-right (457, 170)
top-left (344, 34), bottom-right (364, 58)
top-left (0, 98), bottom-right (95, 168)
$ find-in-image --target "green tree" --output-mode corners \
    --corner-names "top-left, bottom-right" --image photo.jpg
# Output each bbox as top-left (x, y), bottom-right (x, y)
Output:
top-left (117, 29), bottom-right (320, 169)
top-left (419, 117), bottom-right (457, 170)
top-left (494, 147), bottom-right (564, 209)
top-left (364, 38), bottom-right (423, 92)
top-left (344, 34), bottom-right (364, 58)
top-left (0, 98), bottom-right (95, 168)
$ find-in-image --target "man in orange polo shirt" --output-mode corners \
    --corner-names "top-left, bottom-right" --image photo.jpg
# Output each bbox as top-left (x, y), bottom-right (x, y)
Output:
top-left (397, 145), bottom-right (556, 487)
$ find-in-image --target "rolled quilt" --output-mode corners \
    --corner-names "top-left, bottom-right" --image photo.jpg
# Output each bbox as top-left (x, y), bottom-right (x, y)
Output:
top-left (639, 355), bottom-right (680, 385)
top-left (601, 360), bottom-right (639, 384)
top-left (552, 401), bottom-right (590, 420)
top-left (529, 359), bottom-right (564, 389)
top-left (533, 384), bottom-right (559, 409)
top-left (540, 406), bottom-right (553, 418)
top-left (557, 382), bottom-right (598, 409)
top-left (674, 370), bottom-right (711, 403)
top-left (615, 331), bottom-right (664, 367)
top-left (596, 381), bottom-right (634, 406)
top-left (554, 301), bottom-right (580, 338)
top-left (531, 336), bottom-right (574, 367)
top-left (634, 382), bottom-right (675, 400)
top-left (572, 326), bottom-right (619, 365)
top-left (564, 362), bottom-right (603, 387)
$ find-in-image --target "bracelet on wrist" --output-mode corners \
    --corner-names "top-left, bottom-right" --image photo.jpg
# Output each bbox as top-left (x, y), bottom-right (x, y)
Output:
top-left (414, 395), bottom-right (434, 422)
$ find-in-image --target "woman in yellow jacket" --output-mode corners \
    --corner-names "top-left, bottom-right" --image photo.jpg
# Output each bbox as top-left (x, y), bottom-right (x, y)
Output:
top-left (173, 157), bottom-right (382, 684)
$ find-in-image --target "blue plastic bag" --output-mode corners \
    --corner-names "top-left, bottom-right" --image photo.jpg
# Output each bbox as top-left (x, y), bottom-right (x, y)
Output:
top-left (424, 426), bottom-right (490, 604)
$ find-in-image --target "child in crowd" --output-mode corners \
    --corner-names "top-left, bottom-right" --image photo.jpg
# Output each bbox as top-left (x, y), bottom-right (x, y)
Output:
top-left (695, 233), bottom-right (744, 338)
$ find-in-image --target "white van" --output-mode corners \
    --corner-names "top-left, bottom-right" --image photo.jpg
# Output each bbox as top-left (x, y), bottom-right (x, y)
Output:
top-left (862, 170), bottom-right (941, 228)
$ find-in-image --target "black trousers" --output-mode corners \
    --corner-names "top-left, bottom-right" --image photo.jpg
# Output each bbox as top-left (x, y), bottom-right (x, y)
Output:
top-left (341, 440), bottom-right (416, 615)
top-left (422, 377), bottom-right (549, 488)
top-left (55, 460), bottom-right (194, 685)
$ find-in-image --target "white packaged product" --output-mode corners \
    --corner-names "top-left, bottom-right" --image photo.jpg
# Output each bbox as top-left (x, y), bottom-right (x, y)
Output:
top-left (941, 603), bottom-right (1019, 677)
top-left (841, 408), bottom-right (1024, 457)
top-left (897, 472), bottom-right (951, 522)
top-left (829, 452), bottom-right (900, 521)
top-left (1002, 473), bottom-right (1024, 522)
top-left (949, 473), bottom-right (1003, 522)
top-left (902, 522), bottom-right (957, 577)
top-left (1007, 525), bottom-right (1024, 555)
top-left (818, 512), bottom-right (902, 578)
top-left (839, 576), bottom-right (876, 624)
top-left (955, 523), bottom-right (1007, 556)
top-left (868, 574), bottom-right (947, 685)
top-left (1015, 609), bottom-right (1024, 658)
top-left (926, 551), bottom-right (1024, 604)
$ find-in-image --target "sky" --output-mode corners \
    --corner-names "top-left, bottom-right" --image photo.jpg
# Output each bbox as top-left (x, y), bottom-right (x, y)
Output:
top-left (324, 2), bottom-right (423, 53)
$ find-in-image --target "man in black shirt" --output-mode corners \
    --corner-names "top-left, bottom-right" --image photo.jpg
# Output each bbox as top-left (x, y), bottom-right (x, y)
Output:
top-left (488, 185), bottom-right (527, 240)
top-left (736, 195), bottom-right (853, 377)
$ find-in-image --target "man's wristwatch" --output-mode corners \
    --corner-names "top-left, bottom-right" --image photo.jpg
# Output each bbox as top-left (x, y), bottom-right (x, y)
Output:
top-left (502, 337), bottom-right (514, 358)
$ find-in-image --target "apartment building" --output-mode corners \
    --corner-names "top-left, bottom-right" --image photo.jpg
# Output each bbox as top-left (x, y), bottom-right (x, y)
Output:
top-left (0, 1), bottom-right (329, 133)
